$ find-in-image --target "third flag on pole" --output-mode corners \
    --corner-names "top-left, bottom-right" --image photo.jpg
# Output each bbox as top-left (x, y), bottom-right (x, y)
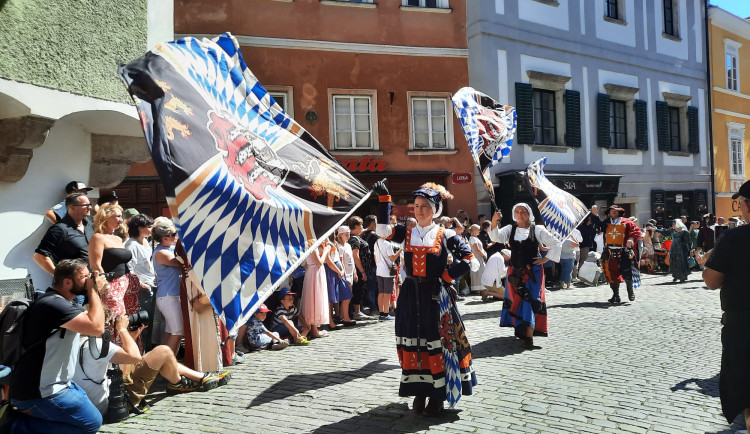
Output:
top-left (452, 87), bottom-right (517, 203)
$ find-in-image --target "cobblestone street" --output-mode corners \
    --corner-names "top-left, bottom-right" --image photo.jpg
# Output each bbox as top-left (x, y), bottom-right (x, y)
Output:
top-left (101, 273), bottom-right (738, 433)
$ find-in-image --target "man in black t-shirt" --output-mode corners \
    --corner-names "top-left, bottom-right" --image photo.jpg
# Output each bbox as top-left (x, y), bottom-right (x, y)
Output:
top-left (361, 215), bottom-right (380, 313)
top-left (701, 180), bottom-right (750, 428)
top-left (349, 216), bottom-right (373, 319)
top-left (10, 259), bottom-right (107, 433)
top-left (34, 192), bottom-right (94, 306)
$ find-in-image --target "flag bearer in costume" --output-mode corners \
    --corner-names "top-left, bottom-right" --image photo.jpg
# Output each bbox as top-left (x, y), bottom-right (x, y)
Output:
top-left (489, 203), bottom-right (561, 349)
top-left (601, 205), bottom-right (641, 304)
top-left (373, 181), bottom-right (479, 416)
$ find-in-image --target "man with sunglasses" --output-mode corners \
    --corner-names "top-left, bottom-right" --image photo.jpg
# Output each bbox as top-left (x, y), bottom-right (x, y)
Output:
top-left (10, 258), bottom-right (107, 433)
top-left (35, 193), bottom-right (95, 304)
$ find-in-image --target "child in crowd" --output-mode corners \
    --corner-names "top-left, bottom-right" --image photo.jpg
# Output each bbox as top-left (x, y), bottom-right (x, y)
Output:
top-left (300, 241), bottom-right (330, 338)
top-left (325, 235), bottom-right (353, 329)
top-left (270, 288), bottom-right (310, 345)
top-left (246, 304), bottom-right (289, 351)
top-left (334, 226), bottom-right (357, 326)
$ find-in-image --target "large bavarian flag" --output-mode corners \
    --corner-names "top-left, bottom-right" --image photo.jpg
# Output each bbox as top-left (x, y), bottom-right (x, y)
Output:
top-left (452, 87), bottom-right (516, 203)
top-left (119, 33), bottom-right (370, 332)
top-left (523, 157), bottom-right (589, 243)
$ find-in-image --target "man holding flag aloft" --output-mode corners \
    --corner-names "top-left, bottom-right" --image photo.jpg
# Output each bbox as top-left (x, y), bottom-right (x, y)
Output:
top-left (601, 205), bottom-right (641, 304)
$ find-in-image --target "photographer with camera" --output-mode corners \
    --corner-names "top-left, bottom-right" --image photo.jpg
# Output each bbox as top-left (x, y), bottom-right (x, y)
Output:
top-left (73, 307), bottom-right (230, 420)
top-left (10, 259), bottom-right (107, 433)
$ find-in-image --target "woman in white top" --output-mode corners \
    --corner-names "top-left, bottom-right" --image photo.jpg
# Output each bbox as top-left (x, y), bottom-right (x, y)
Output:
top-left (468, 224), bottom-right (487, 294)
top-left (124, 213), bottom-right (156, 349)
top-left (489, 203), bottom-right (561, 349)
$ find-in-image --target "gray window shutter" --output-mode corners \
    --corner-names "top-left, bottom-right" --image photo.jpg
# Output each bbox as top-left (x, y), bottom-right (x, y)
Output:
top-left (634, 99), bottom-right (648, 150)
top-left (655, 101), bottom-right (670, 152)
top-left (688, 106), bottom-right (699, 154)
top-left (564, 90), bottom-right (581, 147)
top-left (597, 93), bottom-right (611, 148)
top-left (515, 82), bottom-right (534, 145)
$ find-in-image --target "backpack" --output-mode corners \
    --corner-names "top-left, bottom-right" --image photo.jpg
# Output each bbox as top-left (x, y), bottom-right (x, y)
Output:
top-left (0, 298), bottom-right (60, 366)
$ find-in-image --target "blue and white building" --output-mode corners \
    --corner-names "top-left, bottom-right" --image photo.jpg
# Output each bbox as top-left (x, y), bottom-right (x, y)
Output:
top-left (467, 0), bottom-right (710, 225)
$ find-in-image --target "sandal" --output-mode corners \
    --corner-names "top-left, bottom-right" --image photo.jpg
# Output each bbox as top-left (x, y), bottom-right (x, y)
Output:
top-left (292, 336), bottom-right (310, 345)
top-left (312, 330), bottom-right (328, 338)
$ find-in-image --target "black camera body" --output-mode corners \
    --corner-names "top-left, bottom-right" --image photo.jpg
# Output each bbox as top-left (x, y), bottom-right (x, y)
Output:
top-left (116, 310), bottom-right (149, 331)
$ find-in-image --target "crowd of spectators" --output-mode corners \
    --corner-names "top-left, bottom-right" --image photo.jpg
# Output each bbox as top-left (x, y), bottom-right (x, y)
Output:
top-left (13, 180), bottom-right (747, 430)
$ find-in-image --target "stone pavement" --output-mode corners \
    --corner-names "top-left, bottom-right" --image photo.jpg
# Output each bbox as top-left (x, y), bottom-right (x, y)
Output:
top-left (101, 272), bottom-right (741, 433)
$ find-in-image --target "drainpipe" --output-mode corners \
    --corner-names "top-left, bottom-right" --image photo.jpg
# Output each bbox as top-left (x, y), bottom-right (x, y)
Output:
top-left (705, 0), bottom-right (716, 213)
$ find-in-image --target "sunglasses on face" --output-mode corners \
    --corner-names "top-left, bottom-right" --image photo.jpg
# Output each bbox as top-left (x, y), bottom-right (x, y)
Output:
top-left (74, 204), bottom-right (92, 208)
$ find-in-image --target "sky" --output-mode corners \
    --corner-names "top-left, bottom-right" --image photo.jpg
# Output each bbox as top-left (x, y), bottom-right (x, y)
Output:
top-left (710, 0), bottom-right (750, 19)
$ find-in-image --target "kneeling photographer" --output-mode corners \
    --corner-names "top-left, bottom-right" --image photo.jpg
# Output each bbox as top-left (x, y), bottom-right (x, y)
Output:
top-left (73, 308), bottom-right (230, 420)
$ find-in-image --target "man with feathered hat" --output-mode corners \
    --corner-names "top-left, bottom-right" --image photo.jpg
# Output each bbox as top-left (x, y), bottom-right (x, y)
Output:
top-left (601, 205), bottom-right (641, 304)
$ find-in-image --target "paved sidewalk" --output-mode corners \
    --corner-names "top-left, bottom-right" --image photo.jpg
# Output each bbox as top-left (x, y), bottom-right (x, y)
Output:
top-left (101, 272), bottom-right (740, 433)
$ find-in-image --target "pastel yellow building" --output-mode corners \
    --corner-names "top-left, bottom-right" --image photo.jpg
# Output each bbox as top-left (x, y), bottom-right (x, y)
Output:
top-left (709, 7), bottom-right (750, 220)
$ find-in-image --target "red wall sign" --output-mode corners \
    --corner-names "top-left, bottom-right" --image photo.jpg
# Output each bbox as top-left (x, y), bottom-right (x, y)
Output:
top-left (335, 155), bottom-right (387, 172)
top-left (452, 172), bottom-right (472, 184)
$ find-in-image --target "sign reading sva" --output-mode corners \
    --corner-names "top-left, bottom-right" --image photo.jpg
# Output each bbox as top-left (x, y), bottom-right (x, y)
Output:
top-left (335, 155), bottom-right (387, 172)
top-left (452, 173), bottom-right (472, 184)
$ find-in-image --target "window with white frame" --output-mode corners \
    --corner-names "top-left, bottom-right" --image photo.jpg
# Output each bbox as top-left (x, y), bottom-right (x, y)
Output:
top-left (267, 86), bottom-right (294, 118)
top-left (725, 40), bottom-right (741, 92)
top-left (728, 123), bottom-right (745, 178)
top-left (332, 94), bottom-right (374, 150)
top-left (605, 0), bottom-right (623, 21)
top-left (402, 0), bottom-right (450, 8)
top-left (662, 0), bottom-right (678, 38)
top-left (409, 95), bottom-right (452, 150)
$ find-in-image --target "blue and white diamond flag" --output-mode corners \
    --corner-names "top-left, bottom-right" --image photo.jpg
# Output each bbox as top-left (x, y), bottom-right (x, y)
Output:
top-left (452, 87), bottom-right (516, 203)
top-left (119, 33), bottom-right (370, 332)
top-left (523, 158), bottom-right (589, 243)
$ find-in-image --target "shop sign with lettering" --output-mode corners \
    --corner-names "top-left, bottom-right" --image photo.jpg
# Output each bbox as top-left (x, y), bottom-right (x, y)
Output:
top-left (452, 173), bottom-right (472, 184)
top-left (335, 155), bottom-right (387, 172)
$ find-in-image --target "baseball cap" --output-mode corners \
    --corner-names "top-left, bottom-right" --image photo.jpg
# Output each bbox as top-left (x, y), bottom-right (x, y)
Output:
top-left (337, 226), bottom-right (350, 235)
top-left (500, 249), bottom-right (511, 258)
top-left (256, 303), bottom-right (271, 313)
top-left (123, 208), bottom-right (139, 220)
top-left (65, 181), bottom-right (93, 193)
top-left (731, 179), bottom-right (750, 199)
top-left (279, 288), bottom-right (296, 298)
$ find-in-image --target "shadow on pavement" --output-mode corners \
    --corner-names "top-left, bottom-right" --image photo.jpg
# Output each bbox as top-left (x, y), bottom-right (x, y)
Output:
top-left (459, 309), bottom-right (501, 321)
top-left (247, 358), bottom-right (399, 408)
top-left (547, 301), bottom-right (613, 309)
top-left (310, 403), bottom-right (461, 433)
top-left (670, 374), bottom-right (720, 398)
top-left (470, 336), bottom-right (525, 359)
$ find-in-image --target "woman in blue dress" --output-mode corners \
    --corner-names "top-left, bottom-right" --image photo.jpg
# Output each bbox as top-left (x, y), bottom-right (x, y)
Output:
top-left (373, 181), bottom-right (479, 416)
top-left (489, 203), bottom-right (561, 349)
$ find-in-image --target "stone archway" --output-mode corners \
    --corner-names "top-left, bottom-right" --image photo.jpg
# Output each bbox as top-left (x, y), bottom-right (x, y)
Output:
top-left (0, 93), bottom-right (55, 182)
top-left (57, 109), bottom-right (151, 189)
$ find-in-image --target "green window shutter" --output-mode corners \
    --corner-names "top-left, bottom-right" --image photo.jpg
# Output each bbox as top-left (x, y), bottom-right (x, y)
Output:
top-left (655, 101), bottom-right (670, 152)
top-left (597, 93), bottom-right (611, 148)
top-left (634, 99), bottom-right (648, 150)
top-left (564, 90), bottom-right (581, 147)
top-left (515, 82), bottom-right (535, 145)
top-left (688, 106), bottom-right (699, 154)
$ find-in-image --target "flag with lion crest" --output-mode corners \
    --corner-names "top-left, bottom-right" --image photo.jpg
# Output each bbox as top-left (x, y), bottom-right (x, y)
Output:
top-left (119, 33), bottom-right (370, 332)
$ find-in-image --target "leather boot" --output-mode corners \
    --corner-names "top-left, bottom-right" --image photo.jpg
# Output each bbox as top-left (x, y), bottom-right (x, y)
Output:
top-left (423, 397), bottom-right (444, 417)
top-left (608, 284), bottom-right (621, 304)
top-left (412, 396), bottom-right (426, 414)
top-left (626, 281), bottom-right (635, 301)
